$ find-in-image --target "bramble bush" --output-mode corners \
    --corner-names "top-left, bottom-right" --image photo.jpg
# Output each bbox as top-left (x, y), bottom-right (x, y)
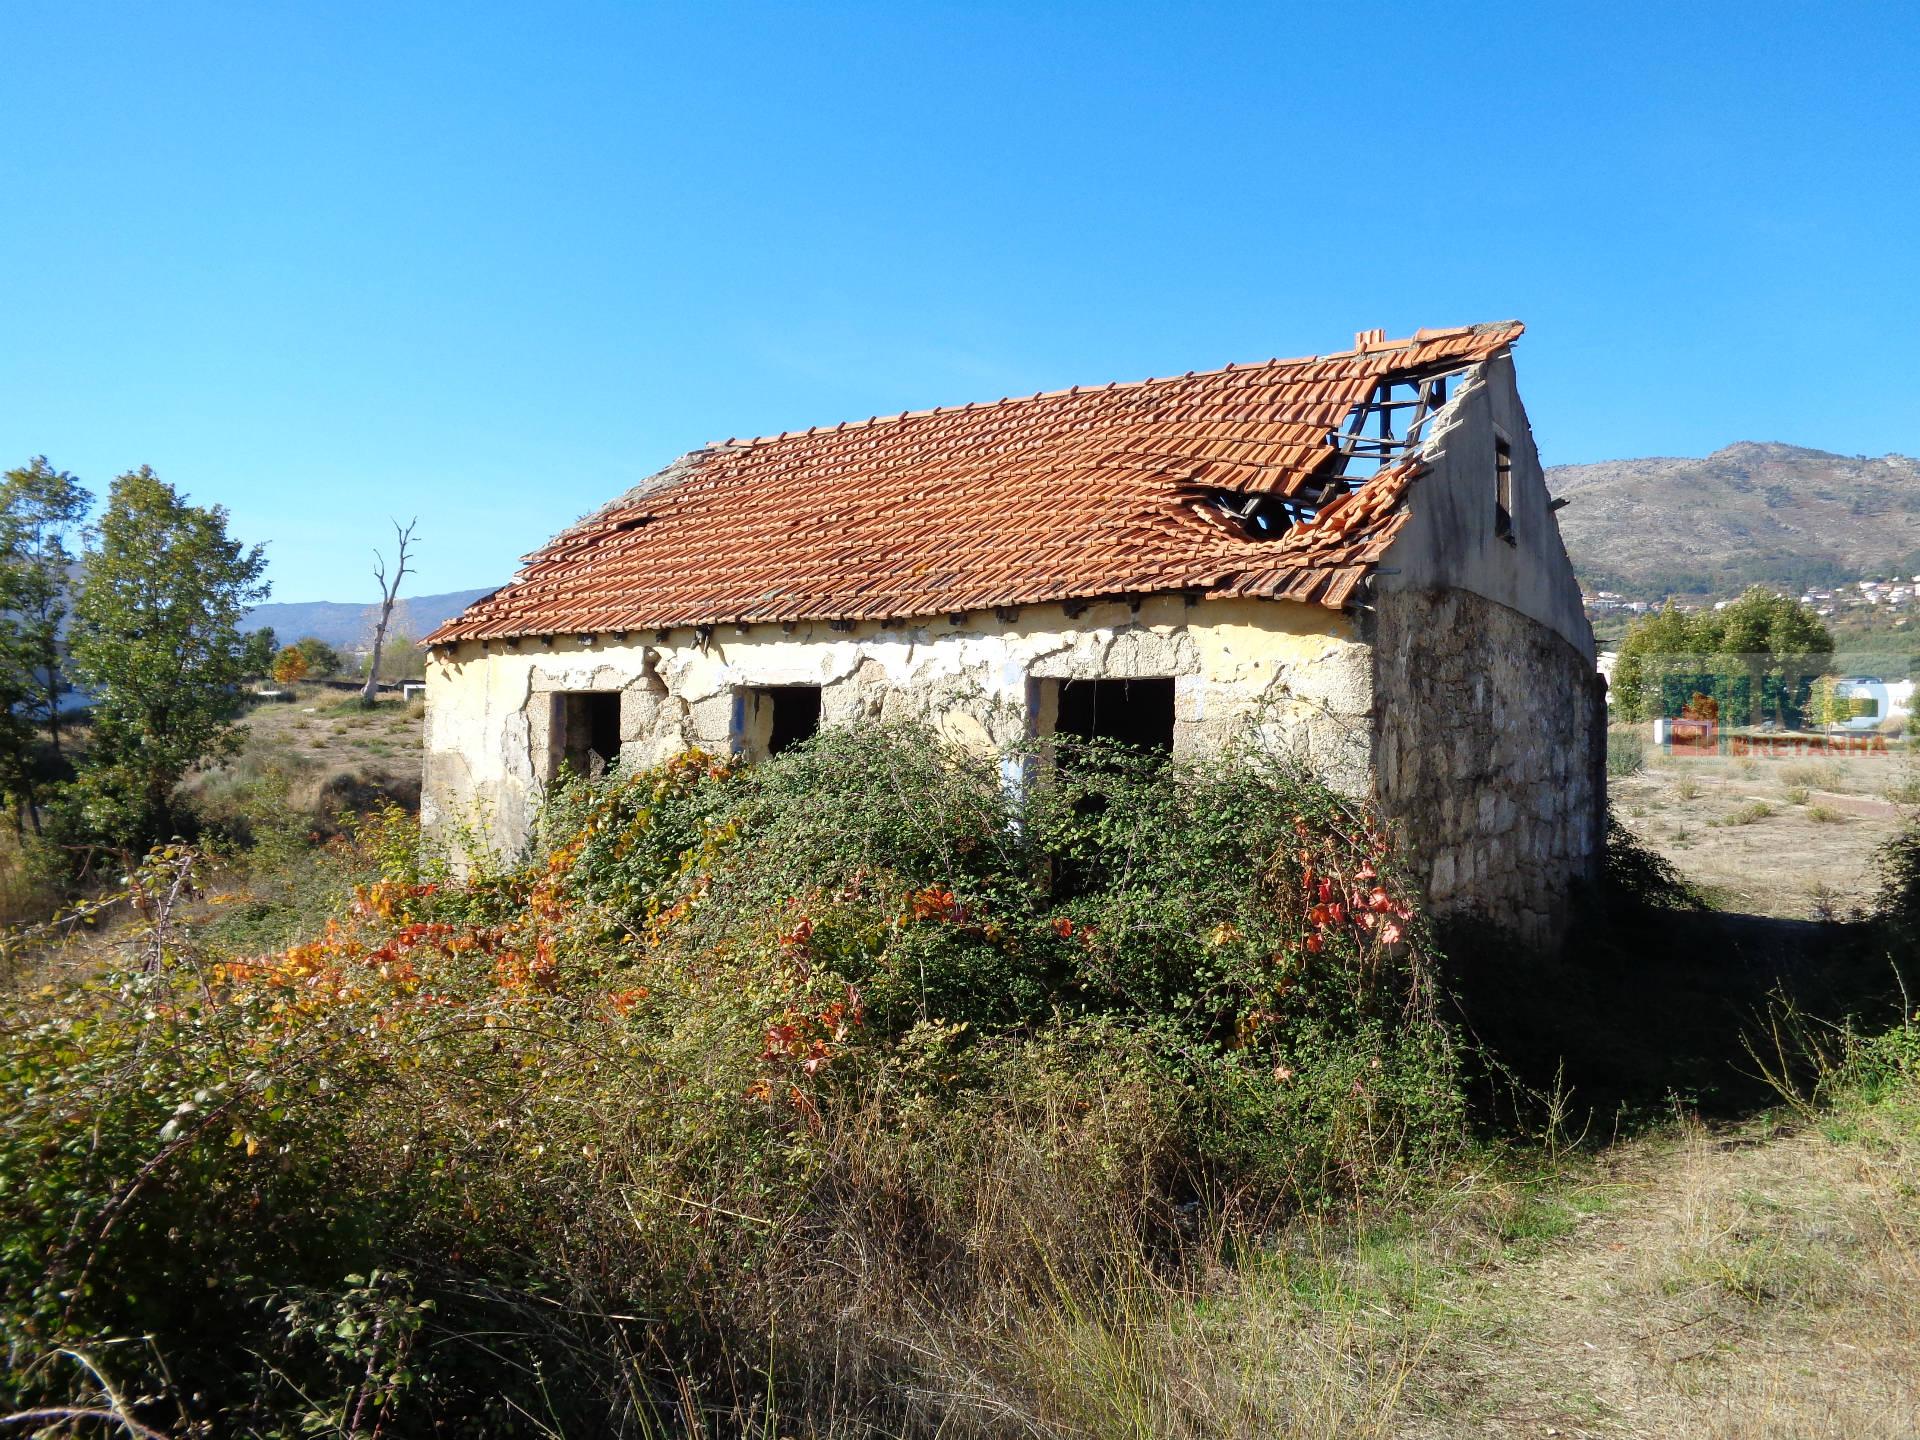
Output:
top-left (0, 724), bottom-right (1461, 1437)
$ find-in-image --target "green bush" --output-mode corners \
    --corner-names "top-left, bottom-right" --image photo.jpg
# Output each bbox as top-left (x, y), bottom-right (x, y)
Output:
top-left (1876, 820), bottom-right (1920, 940)
top-left (0, 727), bottom-right (1463, 1436)
top-left (1601, 816), bottom-right (1705, 911)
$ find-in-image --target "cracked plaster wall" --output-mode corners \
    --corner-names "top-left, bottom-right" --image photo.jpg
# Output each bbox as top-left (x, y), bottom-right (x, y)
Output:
top-left (422, 594), bottom-right (1372, 861)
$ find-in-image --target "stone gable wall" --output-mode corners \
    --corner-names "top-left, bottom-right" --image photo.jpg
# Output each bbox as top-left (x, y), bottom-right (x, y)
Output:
top-left (1368, 586), bottom-right (1604, 944)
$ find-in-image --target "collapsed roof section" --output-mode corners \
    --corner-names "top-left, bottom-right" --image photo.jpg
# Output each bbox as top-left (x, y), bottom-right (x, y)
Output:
top-left (427, 321), bottom-right (1522, 644)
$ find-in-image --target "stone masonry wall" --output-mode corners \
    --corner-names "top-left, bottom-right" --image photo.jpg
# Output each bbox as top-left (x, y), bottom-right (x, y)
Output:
top-left (1368, 586), bottom-right (1604, 945)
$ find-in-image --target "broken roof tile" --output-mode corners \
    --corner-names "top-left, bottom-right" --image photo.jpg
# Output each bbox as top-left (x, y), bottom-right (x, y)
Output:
top-left (427, 322), bottom-right (1521, 643)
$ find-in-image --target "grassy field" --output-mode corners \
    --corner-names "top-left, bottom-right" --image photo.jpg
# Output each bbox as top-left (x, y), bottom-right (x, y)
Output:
top-left (3, 718), bottom-right (1915, 1438)
top-left (0, 684), bottom-right (424, 976)
top-left (1111, 1101), bottom-right (1919, 1438)
top-left (201, 681), bottom-right (424, 816)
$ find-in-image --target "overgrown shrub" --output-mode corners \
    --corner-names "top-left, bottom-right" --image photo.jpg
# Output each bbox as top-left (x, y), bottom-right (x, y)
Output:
top-left (0, 726), bottom-right (1462, 1436)
top-left (1874, 818), bottom-right (1920, 949)
top-left (1439, 815), bottom-right (1725, 1127)
top-left (1606, 730), bottom-right (1645, 778)
top-left (1601, 816), bottom-right (1706, 912)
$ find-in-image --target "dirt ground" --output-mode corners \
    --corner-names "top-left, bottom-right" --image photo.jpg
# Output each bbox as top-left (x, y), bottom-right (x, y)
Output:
top-left (1611, 743), bottom-right (1918, 919)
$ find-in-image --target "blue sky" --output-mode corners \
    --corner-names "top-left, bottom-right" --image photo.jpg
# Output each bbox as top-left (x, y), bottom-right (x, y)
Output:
top-left (4, 2), bottom-right (1916, 601)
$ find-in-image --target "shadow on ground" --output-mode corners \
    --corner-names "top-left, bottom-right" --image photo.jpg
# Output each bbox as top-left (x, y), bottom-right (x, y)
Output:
top-left (1445, 901), bottom-right (1914, 1131)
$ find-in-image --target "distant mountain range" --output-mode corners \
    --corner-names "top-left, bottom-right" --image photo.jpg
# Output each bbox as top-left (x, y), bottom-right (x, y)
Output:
top-left (245, 588), bottom-right (496, 649)
top-left (1548, 442), bottom-right (1920, 599)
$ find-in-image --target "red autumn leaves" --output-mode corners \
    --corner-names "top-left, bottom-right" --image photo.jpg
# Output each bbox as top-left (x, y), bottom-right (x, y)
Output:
top-left (1292, 815), bottom-right (1413, 955)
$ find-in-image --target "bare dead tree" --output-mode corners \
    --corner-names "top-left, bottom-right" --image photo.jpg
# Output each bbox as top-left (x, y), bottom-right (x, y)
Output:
top-left (361, 517), bottom-right (417, 707)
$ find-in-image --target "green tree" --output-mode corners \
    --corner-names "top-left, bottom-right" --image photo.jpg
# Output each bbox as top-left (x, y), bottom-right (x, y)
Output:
top-left (1708, 586), bottom-right (1834, 728)
top-left (372, 628), bottom-right (423, 684)
top-left (1611, 588), bottom-right (1832, 728)
top-left (241, 626), bottom-right (277, 679)
top-left (68, 467), bottom-right (269, 843)
top-left (1807, 674), bottom-right (1845, 738)
top-left (0, 457), bottom-right (92, 757)
top-left (294, 635), bottom-right (342, 677)
top-left (0, 652), bottom-right (42, 835)
top-left (1610, 604), bottom-right (1706, 723)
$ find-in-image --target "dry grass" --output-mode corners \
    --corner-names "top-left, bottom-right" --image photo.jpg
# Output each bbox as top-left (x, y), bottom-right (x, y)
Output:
top-left (831, 1087), bottom-right (1914, 1438)
top-left (1615, 1119), bottom-right (1918, 1437)
top-left (1882, 762), bottom-right (1920, 805)
top-left (1612, 748), bottom-right (1907, 917)
top-left (845, 1161), bottom-right (1612, 1439)
top-left (877, 1243), bottom-right (1440, 1439)
top-left (0, 833), bottom-right (52, 932)
top-left (1778, 760), bottom-right (1853, 793)
top-left (1232, 1111), bottom-right (1920, 1439)
top-left (990, 1095), bottom-right (1916, 1438)
top-left (185, 683), bottom-right (424, 831)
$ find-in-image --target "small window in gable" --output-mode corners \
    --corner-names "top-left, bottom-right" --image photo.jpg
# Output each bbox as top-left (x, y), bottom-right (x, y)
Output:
top-left (1494, 437), bottom-right (1515, 544)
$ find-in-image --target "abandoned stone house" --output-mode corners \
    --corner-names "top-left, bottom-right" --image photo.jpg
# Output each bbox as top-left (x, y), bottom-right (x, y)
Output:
top-left (423, 320), bottom-right (1604, 940)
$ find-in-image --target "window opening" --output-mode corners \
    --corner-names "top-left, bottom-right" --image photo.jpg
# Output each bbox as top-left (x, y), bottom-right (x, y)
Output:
top-left (750, 684), bottom-right (822, 757)
top-left (1495, 437), bottom-right (1515, 542)
top-left (1045, 679), bottom-right (1176, 897)
top-left (555, 691), bottom-right (621, 778)
top-left (1054, 678), bottom-right (1175, 755)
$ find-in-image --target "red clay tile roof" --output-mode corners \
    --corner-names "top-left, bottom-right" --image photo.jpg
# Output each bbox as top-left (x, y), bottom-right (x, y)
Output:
top-left (429, 322), bottom-right (1521, 643)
